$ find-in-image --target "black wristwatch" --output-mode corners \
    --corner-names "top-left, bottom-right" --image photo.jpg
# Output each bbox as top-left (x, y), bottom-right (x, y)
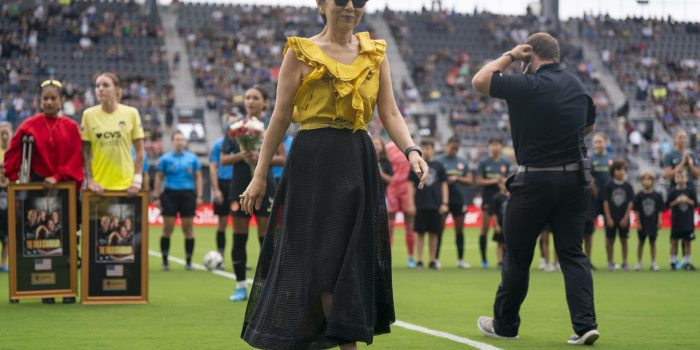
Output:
top-left (404, 146), bottom-right (423, 160)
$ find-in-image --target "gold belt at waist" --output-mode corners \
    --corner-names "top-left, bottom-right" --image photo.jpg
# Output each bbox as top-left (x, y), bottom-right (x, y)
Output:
top-left (299, 118), bottom-right (367, 131)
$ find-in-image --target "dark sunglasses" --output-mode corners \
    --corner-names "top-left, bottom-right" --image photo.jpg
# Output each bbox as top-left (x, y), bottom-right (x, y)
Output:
top-left (334, 0), bottom-right (368, 8)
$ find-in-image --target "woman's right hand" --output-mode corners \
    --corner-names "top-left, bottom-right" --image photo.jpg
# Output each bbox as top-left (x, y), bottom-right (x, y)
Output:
top-left (87, 179), bottom-right (104, 195)
top-left (240, 175), bottom-right (267, 215)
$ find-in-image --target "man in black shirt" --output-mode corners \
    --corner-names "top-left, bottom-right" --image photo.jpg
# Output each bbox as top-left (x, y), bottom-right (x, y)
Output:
top-left (472, 32), bottom-right (599, 345)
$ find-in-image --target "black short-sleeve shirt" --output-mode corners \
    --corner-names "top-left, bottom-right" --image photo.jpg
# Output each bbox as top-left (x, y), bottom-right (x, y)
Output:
top-left (603, 181), bottom-right (634, 220)
top-left (633, 191), bottom-right (665, 233)
top-left (489, 63), bottom-right (596, 167)
top-left (409, 160), bottom-right (447, 210)
top-left (667, 187), bottom-right (697, 233)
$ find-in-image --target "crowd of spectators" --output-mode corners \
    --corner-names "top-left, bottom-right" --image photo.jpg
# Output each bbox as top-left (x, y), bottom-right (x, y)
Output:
top-left (0, 0), bottom-right (169, 157)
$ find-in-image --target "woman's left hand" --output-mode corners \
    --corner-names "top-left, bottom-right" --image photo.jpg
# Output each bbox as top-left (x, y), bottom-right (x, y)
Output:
top-left (240, 175), bottom-right (267, 215)
top-left (409, 152), bottom-right (429, 189)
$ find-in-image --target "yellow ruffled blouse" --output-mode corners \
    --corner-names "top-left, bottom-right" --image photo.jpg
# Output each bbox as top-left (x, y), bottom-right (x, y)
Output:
top-left (284, 31), bottom-right (387, 132)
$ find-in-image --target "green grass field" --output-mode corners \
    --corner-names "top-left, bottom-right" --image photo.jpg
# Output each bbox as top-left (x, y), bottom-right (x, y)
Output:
top-left (1, 226), bottom-right (698, 350)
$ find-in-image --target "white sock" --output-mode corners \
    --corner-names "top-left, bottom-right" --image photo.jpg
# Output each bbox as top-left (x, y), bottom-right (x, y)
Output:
top-left (683, 255), bottom-right (691, 264)
top-left (236, 281), bottom-right (247, 289)
top-left (671, 255), bottom-right (678, 263)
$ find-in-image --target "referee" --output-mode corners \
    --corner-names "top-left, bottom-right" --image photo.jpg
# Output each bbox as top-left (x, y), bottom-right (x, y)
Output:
top-left (471, 33), bottom-right (599, 345)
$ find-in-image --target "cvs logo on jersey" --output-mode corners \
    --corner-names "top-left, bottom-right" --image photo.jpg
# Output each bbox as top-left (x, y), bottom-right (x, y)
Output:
top-left (96, 131), bottom-right (122, 139)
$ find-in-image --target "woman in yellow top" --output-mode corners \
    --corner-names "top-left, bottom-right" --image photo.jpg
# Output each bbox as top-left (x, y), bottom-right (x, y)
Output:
top-left (239, 1), bottom-right (428, 349)
top-left (81, 73), bottom-right (145, 195)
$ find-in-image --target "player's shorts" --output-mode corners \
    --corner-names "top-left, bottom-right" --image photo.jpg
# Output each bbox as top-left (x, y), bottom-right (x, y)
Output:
top-left (387, 188), bottom-right (409, 214)
top-left (449, 203), bottom-right (466, 217)
top-left (213, 179), bottom-right (232, 217)
top-left (231, 196), bottom-right (273, 218)
top-left (638, 229), bottom-right (658, 243)
top-left (161, 189), bottom-right (197, 217)
top-left (670, 230), bottom-right (696, 241)
top-left (584, 219), bottom-right (595, 236)
top-left (414, 209), bottom-right (442, 234)
top-left (605, 222), bottom-right (630, 239)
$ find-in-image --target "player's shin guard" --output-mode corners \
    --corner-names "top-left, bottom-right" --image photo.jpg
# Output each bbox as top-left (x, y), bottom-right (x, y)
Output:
top-left (185, 238), bottom-right (195, 265)
top-left (216, 230), bottom-right (226, 255)
top-left (160, 236), bottom-right (170, 265)
top-left (456, 231), bottom-right (465, 260)
top-left (232, 233), bottom-right (248, 281)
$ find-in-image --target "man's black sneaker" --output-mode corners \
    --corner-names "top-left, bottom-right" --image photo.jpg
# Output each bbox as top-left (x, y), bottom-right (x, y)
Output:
top-left (42, 298), bottom-right (56, 304)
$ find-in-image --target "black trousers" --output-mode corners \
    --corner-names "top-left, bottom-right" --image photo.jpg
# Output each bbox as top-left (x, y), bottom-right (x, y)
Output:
top-left (493, 171), bottom-right (597, 337)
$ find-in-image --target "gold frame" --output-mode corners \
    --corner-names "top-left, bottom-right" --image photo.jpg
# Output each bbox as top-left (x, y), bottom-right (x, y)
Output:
top-left (81, 191), bottom-right (149, 304)
top-left (8, 182), bottom-right (78, 300)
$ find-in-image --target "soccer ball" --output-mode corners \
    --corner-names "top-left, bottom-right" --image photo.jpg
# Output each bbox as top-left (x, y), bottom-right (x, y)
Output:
top-left (203, 251), bottom-right (223, 271)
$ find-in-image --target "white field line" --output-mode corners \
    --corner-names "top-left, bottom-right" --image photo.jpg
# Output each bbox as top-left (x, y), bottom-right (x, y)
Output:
top-left (147, 250), bottom-right (503, 350)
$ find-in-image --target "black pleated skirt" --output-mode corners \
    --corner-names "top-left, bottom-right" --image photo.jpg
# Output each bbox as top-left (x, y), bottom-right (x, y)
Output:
top-left (241, 128), bottom-right (395, 349)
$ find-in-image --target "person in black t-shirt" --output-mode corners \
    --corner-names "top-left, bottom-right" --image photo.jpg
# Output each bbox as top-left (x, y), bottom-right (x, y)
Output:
top-left (667, 171), bottom-right (696, 271)
top-left (603, 160), bottom-right (634, 272)
top-left (488, 178), bottom-right (509, 270)
top-left (632, 172), bottom-right (664, 272)
top-left (408, 140), bottom-right (448, 270)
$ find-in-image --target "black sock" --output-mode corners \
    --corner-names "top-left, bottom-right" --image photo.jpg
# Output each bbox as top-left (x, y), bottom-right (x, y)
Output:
top-left (479, 235), bottom-right (487, 262)
top-left (160, 236), bottom-right (170, 265)
top-left (456, 231), bottom-right (465, 260)
top-left (216, 230), bottom-right (226, 255)
top-left (258, 236), bottom-right (265, 247)
top-left (185, 238), bottom-right (195, 265)
top-left (232, 233), bottom-right (248, 281)
top-left (435, 230), bottom-right (443, 259)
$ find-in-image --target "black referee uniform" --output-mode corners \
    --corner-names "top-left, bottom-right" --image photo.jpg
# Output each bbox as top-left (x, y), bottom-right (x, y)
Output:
top-left (488, 63), bottom-right (598, 338)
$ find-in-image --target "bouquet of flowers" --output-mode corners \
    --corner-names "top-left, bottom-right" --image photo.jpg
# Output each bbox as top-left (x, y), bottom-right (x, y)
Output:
top-left (227, 117), bottom-right (265, 175)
